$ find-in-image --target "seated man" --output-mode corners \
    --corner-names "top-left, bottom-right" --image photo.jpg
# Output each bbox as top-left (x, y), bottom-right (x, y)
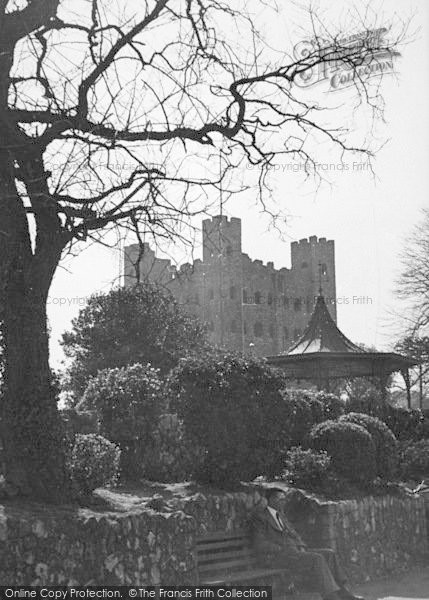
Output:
top-left (250, 488), bottom-right (364, 600)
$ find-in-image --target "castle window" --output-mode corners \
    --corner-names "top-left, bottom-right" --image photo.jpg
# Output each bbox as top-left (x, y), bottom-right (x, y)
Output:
top-left (294, 298), bottom-right (302, 312)
top-left (230, 285), bottom-right (237, 300)
top-left (254, 322), bottom-right (263, 337)
top-left (320, 262), bottom-right (328, 275)
top-left (267, 293), bottom-right (273, 306)
top-left (254, 291), bottom-right (261, 304)
top-left (208, 288), bottom-right (214, 301)
top-left (243, 289), bottom-right (248, 304)
top-left (301, 261), bottom-right (308, 268)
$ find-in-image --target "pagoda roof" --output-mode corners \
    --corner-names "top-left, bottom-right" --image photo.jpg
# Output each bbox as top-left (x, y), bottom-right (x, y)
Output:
top-left (266, 295), bottom-right (417, 379)
top-left (287, 295), bottom-right (365, 355)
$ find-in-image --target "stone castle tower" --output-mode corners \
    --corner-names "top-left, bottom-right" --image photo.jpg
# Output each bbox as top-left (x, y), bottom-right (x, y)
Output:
top-left (124, 215), bottom-right (336, 356)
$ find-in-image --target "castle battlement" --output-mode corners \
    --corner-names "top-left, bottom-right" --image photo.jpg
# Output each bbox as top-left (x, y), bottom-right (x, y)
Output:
top-left (292, 235), bottom-right (334, 248)
top-left (124, 215), bottom-right (336, 357)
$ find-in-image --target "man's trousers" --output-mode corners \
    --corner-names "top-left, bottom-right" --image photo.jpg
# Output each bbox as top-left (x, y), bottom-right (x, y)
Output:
top-left (269, 547), bottom-right (346, 596)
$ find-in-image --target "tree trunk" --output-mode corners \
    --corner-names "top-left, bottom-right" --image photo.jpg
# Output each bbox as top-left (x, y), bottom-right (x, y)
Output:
top-left (419, 364), bottom-right (423, 410)
top-left (1, 235), bottom-right (70, 502)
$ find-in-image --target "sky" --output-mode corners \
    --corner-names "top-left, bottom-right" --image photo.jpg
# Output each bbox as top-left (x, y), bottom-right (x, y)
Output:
top-left (47, 0), bottom-right (429, 368)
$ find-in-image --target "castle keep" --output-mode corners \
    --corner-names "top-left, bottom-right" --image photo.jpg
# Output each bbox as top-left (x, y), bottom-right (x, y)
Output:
top-left (124, 216), bottom-right (336, 356)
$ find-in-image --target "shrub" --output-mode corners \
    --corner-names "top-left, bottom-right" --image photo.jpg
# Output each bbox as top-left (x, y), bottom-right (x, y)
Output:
top-left (283, 447), bottom-right (331, 488)
top-left (309, 420), bottom-right (376, 485)
top-left (142, 413), bottom-right (202, 483)
top-left (377, 405), bottom-right (424, 441)
top-left (345, 399), bottom-right (426, 442)
top-left (81, 363), bottom-right (166, 477)
top-left (305, 395), bottom-right (326, 425)
top-left (415, 417), bottom-right (429, 440)
top-left (345, 395), bottom-right (375, 416)
top-left (60, 408), bottom-right (99, 436)
top-left (339, 413), bottom-right (398, 480)
top-left (61, 283), bottom-right (210, 398)
top-left (281, 391), bottom-right (314, 447)
top-left (287, 390), bottom-right (325, 426)
top-left (316, 392), bottom-right (345, 420)
top-left (345, 398), bottom-right (429, 442)
top-left (168, 354), bottom-right (289, 486)
top-left (68, 434), bottom-right (120, 496)
top-left (400, 440), bottom-right (429, 480)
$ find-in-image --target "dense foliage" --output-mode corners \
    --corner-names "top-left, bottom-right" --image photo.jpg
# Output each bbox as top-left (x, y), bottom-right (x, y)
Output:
top-left (61, 284), bottom-right (209, 399)
top-left (346, 399), bottom-right (428, 441)
top-left (317, 392), bottom-right (345, 420)
top-left (168, 354), bottom-right (289, 486)
top-left (81, 363), bottom-right (166, 477)
top-left (283, 447), bottom-right (331, 488)
top-left (340, 413), bottom-right (398, 480)
top-left (280, 391), bottom-right (315, 447)
top-left (280, 389), bottom-right (345, 446)
top-left (142, 413), bottom-right (201, 483)
top-left (68, 434), bottom-right (120, 497)
top-left (400, 440), bottom-right (429, 480)
top-left (309, 420), bottom-right (377, 485)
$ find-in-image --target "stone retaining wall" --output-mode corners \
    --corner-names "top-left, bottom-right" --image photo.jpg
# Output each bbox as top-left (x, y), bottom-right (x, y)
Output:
top-left (0, 488), bottom-right (427, 585)
top-left (282, 489), bottom-right (428, 583)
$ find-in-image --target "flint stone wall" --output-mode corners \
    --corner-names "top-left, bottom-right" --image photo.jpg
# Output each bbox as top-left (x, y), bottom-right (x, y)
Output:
top-left (284, 490), bottom-right (428, 583)
top-left (0, 489), bottom-right (427, 585)
top-left (0, 491), bottom-right (261, 586)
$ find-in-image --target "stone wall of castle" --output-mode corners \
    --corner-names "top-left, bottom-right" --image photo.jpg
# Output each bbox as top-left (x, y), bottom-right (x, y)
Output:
top-left (124, 216), bottom-right (336, 356)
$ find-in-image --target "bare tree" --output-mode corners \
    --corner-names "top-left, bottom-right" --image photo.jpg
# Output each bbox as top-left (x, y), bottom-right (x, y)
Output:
top-left (0, 0), bottom-right (404, 500)
top-left (395, 335), bottom-right (429, 409)
top-left (397, 209), bottom-right (429, 335)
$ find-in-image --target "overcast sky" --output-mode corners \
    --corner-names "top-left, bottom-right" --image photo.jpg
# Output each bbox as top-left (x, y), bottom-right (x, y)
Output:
top-left (48, 0), bottom-right (429, 368)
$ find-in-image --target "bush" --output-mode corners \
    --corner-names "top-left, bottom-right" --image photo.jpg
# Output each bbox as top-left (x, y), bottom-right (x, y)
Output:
top-left (377, 405), bottom-right (424, 441)
top-left (168, 354), bottom-right (289, 486)
top-left (309, 420), bottom-right (376, 485)
top-left (345, 399), bottom-right (426, 442)
top-left (305, 395), bottom-right (326, 425)
top-left (316, 392), bottom-right (345, 420)
top-left (400, 440), bottom-right (429, 480)
top-left (280, 391), bottom-right (314, 447)
top-left (288, 390), bottom-right (325, 426)
top-left (142, 413), bottom-right (202, 483)
top-left (68, 434), bottom-right (120, 496)
top-left (61, 283), bottom-right (210, 398)
top-left (283, 447), bottom-right (331, 488)
top-left (339, 413), bottom-right (398, 480)
top-left (61, 408), bottom-right (99, 436)
top-left (81, 363), bottom-right (166, 477)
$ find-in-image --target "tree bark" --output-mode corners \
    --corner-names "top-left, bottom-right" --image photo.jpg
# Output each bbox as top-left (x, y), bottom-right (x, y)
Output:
top-left (1, 246), bottom-right (70, 501)
top-left (0, 155), bottom-right (70, 500)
